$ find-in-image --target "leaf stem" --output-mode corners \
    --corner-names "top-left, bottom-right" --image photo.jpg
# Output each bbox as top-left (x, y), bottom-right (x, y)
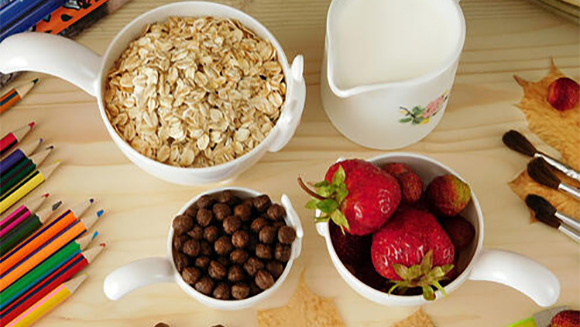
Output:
top-left (297, 177), bottom-right (327, 201)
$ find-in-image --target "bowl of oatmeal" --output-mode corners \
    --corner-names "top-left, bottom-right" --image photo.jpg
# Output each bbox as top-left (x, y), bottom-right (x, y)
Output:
top-left (0, 2), bottom-right (306, 185)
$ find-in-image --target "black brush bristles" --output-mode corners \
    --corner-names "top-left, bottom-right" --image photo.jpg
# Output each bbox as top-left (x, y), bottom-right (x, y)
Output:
top-left (527, 158), bottom-right (561, 190)
top-left (525, 194), bottom-right (557, 217)
top-left (502, 130), bottom-right (537, 157)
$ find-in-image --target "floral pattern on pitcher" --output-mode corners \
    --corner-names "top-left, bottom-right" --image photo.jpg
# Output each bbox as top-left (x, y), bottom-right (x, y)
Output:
top-left (399, 90), bottom-right (449, 125)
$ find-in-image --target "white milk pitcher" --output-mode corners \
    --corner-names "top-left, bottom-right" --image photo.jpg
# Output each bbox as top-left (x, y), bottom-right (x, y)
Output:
top-left (321, 0), bottom-right (466, 150)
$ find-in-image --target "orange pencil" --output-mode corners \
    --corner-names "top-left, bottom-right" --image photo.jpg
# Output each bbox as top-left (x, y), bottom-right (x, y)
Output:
top-left (0, 79), bottom-right (38, 115)
top-left (0, 199), bottom-right (93, 276)
top-left (0, 210), bottom-right (103, 291)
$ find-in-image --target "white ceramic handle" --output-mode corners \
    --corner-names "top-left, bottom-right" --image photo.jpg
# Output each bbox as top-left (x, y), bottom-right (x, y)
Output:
top-left (269, 55), bottom-right (306, 152)
top-left (0, 33), bottom-right (101, 96)
top-left (103, 257), bottom-right (175, 300)
top-left (468, 249), bottom-right (560, 307)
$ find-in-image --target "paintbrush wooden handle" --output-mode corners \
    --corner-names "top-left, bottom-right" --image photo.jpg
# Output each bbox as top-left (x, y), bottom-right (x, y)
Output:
top-left (538, 153), bottom-right (580, 183)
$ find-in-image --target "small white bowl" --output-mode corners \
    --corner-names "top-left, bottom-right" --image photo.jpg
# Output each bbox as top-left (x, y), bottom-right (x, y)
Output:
top-left (0, 2), bottom-right (306, 185)
top-left (104, 187), bottom-right (304, 310)
top-left (316, 152), bottom-right (560, 307)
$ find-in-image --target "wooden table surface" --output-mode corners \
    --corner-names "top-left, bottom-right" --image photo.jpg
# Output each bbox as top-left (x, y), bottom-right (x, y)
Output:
top-left (1, 0), bottom-right (579, 326)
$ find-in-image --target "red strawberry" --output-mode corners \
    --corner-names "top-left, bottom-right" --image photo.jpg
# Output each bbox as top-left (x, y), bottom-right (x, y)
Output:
top-left (551, 310), bottom-right (580, 327)
top-left (300, 159), bottom-right (401, 236)
top-left (371, 209), bottom-right (455, 300)
top-left (329, 220), bottom-right (372, 266)
top-left (426, 174), bottom-right (471, 216)
top-left (439, 215), bottom-right (475, 251)
top-left (383, 163), bottom-right (413, 177)
top-left (547, 77), bottom-right (579, 111)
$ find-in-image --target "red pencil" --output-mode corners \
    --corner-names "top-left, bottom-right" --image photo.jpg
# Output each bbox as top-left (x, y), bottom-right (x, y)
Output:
top-left (0, 244), bottom-right (104, 324)
top-left (0, 123), bottom-right (34, 157)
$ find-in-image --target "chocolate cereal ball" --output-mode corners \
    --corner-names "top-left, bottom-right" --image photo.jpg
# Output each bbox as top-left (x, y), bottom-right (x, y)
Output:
top-left (253, 195), bottom-right (271, 212)
top-left (230, 249), bottom-right (249, 265)
top-left (200, 241), bottom-right (214, 256)
top-left (259, 226), bottom-right (277, 244)
top-left (214, 236), bottom-right (234, 256)
top-left (213, 203), bottom-right (231, 221)
top-left (243, 257), bottom-right (264, 277)
top-left (228, 265), bottom-right (245, 282)
top-left (182, 239), bottom-right (201, 257)
top-left (223, 216), bottom-right (242, 234)
top-left (173, 215), bottom-right (194, 235)
top-left (278, 226), bottom-right (296, 244)
top-left (194, 256), bottom-right (211, 270)
top-left (216, 256), bottom-right (230, 268)
top-left (233, 204), bottom-right (252, 222)
top-left (196, 209), bottom-right (213, 227)
top-left (174, 253), bottom-right (191, 272)
top-left (181, 267), bottom-right (201, 285)
top-left (187, 225), bottom-right (204, 240)
top-left (217, 190), bottom-right (239, 205)
top-left (203, 226), bottom-right (220, 243)
top-left (255, 270), bottom-right (275, 290)
top-left (232, 230), bottom-right (249, 248)
top-left (266, 204), bottom-right (286, 221)
top-left (185, 204), bottom-right (198, 219)
top-left (250, 218), bottom-right (269, 233)
top-left (275, 243), bottom-right (292, 262)
top-left (213, 283), bottom-right (231, 300)
top-left (173, 234), bottom-right (189, 251)
top-left (208, 261), bottom-right (227, 280)
top-left (266, 261), bottom-right (284, 279)
top-left (194, 276), bottom-right (214, 295)
top-left (255, 243), bottom-right (273, 260)
top-left (231, 283), bottom-right (250, 300)
top-left (197, 194), bottom-right (215, 209)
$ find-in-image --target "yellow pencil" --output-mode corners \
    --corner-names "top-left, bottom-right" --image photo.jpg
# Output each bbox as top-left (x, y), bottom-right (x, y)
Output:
top-left (5, 274), bottom-right (87, 327)
top-left (0, 161), bottom-right (61, 214)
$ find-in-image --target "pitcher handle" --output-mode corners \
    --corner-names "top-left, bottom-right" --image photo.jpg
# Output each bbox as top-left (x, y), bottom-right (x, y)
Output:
top-left (268, 55), bottom-right (306, 152)
top-left (103, 257), bottom-right (175, 300)
top-left (0, 33), bottom-right (101, 96)
top-left (468, 249), bottom-right (560, 307)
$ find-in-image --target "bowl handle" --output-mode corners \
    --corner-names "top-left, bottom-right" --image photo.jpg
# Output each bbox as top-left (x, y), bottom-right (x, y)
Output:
top-left (103, 257), bottom-right (174, 300)
top-left (0, 33), bottom-right (101, 96)
top-left (268, 55), bottom-right (306, 153)
top-left (468, 249), bottom-right (560, 307)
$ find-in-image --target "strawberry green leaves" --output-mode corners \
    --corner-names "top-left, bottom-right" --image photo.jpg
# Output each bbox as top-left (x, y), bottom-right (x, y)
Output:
top-left (387, 250), bottom-right (454, 301)
top-left (299, 165), bottom-right (350, 233)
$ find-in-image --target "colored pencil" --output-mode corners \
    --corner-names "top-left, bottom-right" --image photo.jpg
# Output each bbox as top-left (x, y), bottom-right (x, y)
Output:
top-left (0, 194), bottom-right (48, 238)
top-left (0, 232), bottom-right (97, 311)
top-left (0, 200), bottom-right (62, 256)
top-left (0, 210), bottom-right (103, 290)
top-left (0, 161), bottom-right (60, 214)
top-left (0, 0), bottom-right (12, 10)
top-left (0, 198), bottom-right (93, 275)
top-left (0, 79), bottom-right (38, 115)
top-left (0, 147), bottom-right (53, 196)
top-left (0, 0), bottom-right (47, 35)
top-left (0, 0), bottom-right (66, 42)
top-left (1, 244), bottom-right (102, 323)
top-left (0, 138), bottom-right (42, 174)
top-left (0, 123), bottom-right (34, 157)
top-left (5, 274), bottom-right (87, 327)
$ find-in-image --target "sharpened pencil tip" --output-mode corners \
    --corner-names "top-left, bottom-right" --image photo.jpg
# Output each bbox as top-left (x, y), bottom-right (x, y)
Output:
top-left (100, 243), bottom-right (106, 247)
top-left (38, 138), bottom-right (43, 143)
top-left (52, 200), bottom-right (62, 210)
top-left (92, 231), bottom-right (99, 239)
top-left (32, 78), bottom-right (39, 84)
top-left (89, 198), bottom-right (94, 204)
top-left (29, 122), bottom-right (35, 128)
top-left (42, 193), bottom-right (49, 198)
top-left (97, 209), bottom-right (104, 217)
top-left (46, 145), bottom-right (54, 150)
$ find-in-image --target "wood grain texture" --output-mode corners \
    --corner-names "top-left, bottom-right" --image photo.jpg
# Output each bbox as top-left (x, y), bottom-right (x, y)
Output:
top-left (0, 0), bottom-right (578, 326)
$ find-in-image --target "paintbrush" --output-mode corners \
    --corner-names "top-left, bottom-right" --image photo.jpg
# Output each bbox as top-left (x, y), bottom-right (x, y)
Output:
top-left (503, 130), bottom-right (580, 183)
top-left (527, 158), bottom-right (580, 200)
top-left (525, 194), bottom-right (580, 231)
top-left (525, 195), bottom-right (580, 242)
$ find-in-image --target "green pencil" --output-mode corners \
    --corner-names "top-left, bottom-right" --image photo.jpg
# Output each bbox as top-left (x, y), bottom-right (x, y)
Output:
top-left (0, 146), bottom-right (53, 196)
top-left (0, 200), bottom-right (62, 256)
top-left (0, 231), bottom-right (96, 310)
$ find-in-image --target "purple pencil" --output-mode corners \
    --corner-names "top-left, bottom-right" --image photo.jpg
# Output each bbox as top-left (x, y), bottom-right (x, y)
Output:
top-left (0, 138), bottom-right (42, 175)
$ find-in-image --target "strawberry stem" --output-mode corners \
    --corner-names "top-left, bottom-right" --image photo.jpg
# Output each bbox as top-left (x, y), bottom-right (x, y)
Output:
top-left (297, 177), bottom-right (327, 201)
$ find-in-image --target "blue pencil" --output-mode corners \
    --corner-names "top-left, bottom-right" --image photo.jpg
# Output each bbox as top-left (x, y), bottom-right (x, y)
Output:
top-left (0, 0), bottom-right (47, 31)
top-left (0, 0), bottom-right (13, 10)
top-left (0, 139), bottom-right (42, 175)
top-left (0, 0), bottom-right (65, 42)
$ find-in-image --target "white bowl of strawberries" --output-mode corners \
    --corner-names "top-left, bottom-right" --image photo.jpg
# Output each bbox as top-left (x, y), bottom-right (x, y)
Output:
top-left (300, 152), bottom-right (560, 307)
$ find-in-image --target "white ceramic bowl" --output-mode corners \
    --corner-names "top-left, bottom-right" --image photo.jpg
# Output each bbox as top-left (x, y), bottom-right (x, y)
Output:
top-left (103, 187), bottom-right (303, 310)
top-left (316, 153), bottom-right (560, 307)
top-left (0, 2), bottom-right (306, 185)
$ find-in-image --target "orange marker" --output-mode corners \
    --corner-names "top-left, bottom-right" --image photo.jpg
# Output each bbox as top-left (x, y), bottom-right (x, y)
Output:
top-left (0, 199), bottom-right (93, 276)
top-left (0, 79), bottom-right (38, 115)
top-left (0, 210), bottom-right (103, 291)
